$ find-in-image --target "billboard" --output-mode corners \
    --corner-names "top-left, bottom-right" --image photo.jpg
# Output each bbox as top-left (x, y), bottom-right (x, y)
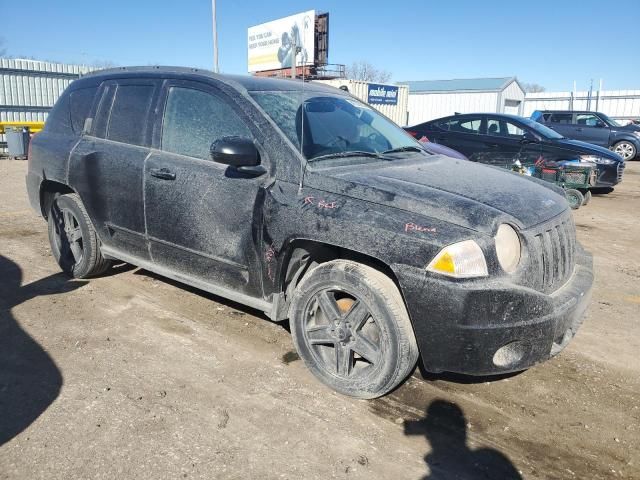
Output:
top-left (248, 10), bottom-right (316, 73)
top-left (367, 84), bottom-right (399, 105)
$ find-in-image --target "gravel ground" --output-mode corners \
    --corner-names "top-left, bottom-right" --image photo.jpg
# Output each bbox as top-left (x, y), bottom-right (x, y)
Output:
top-left (0, 159), bottom-right (638, 480)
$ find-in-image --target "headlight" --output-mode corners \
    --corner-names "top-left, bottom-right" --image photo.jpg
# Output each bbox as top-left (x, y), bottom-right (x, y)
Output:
top-left (579, 155), bottom-right (615, 165)
top-left (494, 224), bottom-right (521, 274)
top-left (426, 240), bottom-right (488, 278)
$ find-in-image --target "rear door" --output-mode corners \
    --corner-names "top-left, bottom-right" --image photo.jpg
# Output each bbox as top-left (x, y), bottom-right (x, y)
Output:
top-left (431, 115), bottom-right (486, 160)
top-left (546, 113), bottom-right (576, 138)
top-left (144, 80), bottom-right (269, 298)
top-left (68, 78), bottom-right (160, 260)
top-left (573, 113), bottom-right (611, 146)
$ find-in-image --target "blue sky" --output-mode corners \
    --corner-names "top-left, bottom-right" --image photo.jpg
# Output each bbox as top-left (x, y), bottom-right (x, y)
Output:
top-left (2, 0), bottom-right (639, 91)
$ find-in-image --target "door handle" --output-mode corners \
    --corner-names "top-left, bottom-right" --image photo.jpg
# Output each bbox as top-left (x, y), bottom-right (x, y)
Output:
top-left (149, 167), bottom-right (176, 180)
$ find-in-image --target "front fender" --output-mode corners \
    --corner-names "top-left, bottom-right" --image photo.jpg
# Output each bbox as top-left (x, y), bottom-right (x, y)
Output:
top-left (260, 180), bottom-right (484, 296)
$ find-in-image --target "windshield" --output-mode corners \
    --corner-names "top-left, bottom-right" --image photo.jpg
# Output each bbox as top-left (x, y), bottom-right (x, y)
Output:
top-left (598, 113), bottom-right (621, 127)
top-left (519, 117), bottom-right (565, 139)
top-left (250, 91), bottom-right (423, 161)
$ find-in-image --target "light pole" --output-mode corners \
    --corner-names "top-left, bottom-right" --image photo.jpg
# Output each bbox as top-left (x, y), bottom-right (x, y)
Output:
top-left (212, 0), bottom-right (219, 73)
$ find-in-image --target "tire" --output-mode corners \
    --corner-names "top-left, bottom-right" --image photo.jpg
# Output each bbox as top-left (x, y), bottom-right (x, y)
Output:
top-left (581, 190), bottom-right (592, 206)
top-left (612, 140), bottom-right (636, 160)
top-left (47, 193), bottom-right (111, 278)
top-left (565, 188), bottom-right (584, 210)
top-left (289, 260), bottom-right (419, 399)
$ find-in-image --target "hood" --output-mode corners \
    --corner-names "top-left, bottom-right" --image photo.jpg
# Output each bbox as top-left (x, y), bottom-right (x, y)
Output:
top-left (306, 155), bottom-right (568, 234)
top-left (553, 138), bottom-right (623, 160)
top-left (620, 123), bottom-right (640, 132)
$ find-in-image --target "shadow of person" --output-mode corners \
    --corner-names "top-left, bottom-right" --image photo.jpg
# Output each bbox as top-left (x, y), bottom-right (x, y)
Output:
top-left (405, 400), bottom-right (522, 480)
top-left (0, 255), bottom-right (86, 446)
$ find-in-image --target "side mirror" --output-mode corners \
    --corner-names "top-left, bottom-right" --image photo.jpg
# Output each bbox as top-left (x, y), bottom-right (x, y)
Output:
top-left (211, 136), bottom-right (260, 167)
top-left (521, 131), bottom-right (540, 143)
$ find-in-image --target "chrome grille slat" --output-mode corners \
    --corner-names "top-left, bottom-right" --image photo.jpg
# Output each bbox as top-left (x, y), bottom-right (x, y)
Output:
top-left (527, 212), bottom-right (576, 294)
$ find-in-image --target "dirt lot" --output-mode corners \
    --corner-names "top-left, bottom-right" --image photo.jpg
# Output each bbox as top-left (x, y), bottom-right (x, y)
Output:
top-left (0, 159), bottom-right (639, 480)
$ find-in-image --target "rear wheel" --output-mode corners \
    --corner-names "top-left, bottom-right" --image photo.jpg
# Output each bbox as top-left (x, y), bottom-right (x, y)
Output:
top-left (289, 260), bottom-right (419, 399)
top-left (48, 193), bottom-right (111, 278)
top-left (612, 140), bottom-right (636, 160)
top-left (565, 188), bottom-right (584, 210)
top-left (581, 190), bottom-right (592, 206)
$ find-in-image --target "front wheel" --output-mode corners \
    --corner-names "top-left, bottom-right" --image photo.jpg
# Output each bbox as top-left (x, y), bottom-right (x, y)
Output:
top-left (289, 260), bottom-right (419, 399)
top-left (48, 193), bottom-right (112, 278)
top-left (612, 140), bottom-right (637, 160)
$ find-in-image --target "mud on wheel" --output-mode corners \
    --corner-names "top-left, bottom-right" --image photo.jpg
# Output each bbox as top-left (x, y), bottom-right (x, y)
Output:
top-left (289, 260), bottom-right (419, 399)
top-left (48, 193), bottom-right (111, 278)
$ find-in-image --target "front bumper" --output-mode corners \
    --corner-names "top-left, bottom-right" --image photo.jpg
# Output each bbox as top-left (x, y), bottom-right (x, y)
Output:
top-left (594, 162), bottom-right (624, 187)
top-left (395, 245), bottom-right (593, 375)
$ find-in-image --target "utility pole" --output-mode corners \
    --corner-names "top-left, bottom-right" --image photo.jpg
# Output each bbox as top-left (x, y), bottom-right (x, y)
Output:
top-left (212, 0), bottom-right (219, 73)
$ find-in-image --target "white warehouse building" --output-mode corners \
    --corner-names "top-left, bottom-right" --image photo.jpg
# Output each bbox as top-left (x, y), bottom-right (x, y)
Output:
top-left (399, 77), bottom-right (525, 126)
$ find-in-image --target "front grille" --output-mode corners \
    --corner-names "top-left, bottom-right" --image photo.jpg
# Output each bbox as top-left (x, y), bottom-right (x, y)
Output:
top-left (527, 214), bottom-right (576, 294)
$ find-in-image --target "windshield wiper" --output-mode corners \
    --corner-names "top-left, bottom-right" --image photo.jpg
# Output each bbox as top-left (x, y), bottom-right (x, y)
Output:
top-left (382, 146), bottom-right (425, 154)
top-left (310, 151), bottom-right (387, 161)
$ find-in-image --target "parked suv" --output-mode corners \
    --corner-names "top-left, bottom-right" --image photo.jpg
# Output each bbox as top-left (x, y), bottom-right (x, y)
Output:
top-left (532, 110), bottom-right (640, 161)
top-left (26, 67), bottom-right (593, 398)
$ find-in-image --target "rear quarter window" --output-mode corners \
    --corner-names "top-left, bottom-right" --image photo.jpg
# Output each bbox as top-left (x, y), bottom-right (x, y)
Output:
top-left (44, 93), bottom-right (72, 134)
top-left (69, 87), bottom-right (98, 133)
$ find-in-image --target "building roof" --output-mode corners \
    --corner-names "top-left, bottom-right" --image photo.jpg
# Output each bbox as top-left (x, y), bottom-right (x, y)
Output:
top-left (398, 77), bottom-right (519, 93)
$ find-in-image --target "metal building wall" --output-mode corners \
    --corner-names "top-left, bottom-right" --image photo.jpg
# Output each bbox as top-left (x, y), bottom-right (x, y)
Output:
top-left (406, 92), bottom-right (498, 126)
top-left (314, 79), bottom-right (409, 126)
top-left (523, 90), bottom-right (640, 121)
top-left (499, 80), bottom-right (526, 115)
top-left (0, 58), bottom-right (91, 152)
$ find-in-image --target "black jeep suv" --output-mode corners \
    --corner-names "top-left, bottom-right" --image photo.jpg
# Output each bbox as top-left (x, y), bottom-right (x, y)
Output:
top-left (532, 110), bottom-right (640, 161)
top-left (26, 67), bottom-right (593, 398)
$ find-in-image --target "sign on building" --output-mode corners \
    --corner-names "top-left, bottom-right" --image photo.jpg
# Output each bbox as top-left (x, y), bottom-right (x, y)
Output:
top-left (367, 84), bottom-right (399, 105)
top-left (248, 11), bottom-right (316, 73)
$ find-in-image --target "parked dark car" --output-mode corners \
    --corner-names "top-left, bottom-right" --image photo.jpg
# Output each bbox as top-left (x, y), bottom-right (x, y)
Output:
top-left (532, 110), bottom-right (640, 161)
top-left (406, 113), bottom-right (624, 189)
top-left (26, 67), bottom-right (593, 399)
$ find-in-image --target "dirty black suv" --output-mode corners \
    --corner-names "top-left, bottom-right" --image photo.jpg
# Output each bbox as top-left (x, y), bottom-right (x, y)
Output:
top-left (27, 67), bottom-right (593, 398)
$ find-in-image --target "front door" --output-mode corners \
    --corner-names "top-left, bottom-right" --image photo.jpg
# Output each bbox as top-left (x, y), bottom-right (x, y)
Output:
top-left (573, 113), bottom-right (611, 147)
top-left (480, 116), bottom-right (543, 166)
top-left (68, 79), bottom-right (160, 260)
top-left (144, 81), bottom-right (268, 298)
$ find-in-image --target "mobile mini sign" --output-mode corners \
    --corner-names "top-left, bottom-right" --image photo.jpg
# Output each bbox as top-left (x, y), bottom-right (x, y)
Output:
top-left (367, 84), bottom-right (399, 105)
top-left (248, 11), bottom-right (316, 73)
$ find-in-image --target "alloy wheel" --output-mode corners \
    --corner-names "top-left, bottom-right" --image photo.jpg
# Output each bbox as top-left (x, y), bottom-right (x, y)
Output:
top-left (302, 288), bottom-right (382, 378)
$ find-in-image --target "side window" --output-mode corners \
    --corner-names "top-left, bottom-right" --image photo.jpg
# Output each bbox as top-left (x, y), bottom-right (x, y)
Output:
top-left (106, 84), bottom-right (155, 145)
top-left (69, 87), bottom-right (98, 133)
top-left (445, 117), bottom-right (482, 134)
top-left (575, 113), bottom-right (600, 126)
top-left (550, 113), bottom-right (573, 124)
top-left (161, 87), bottom-right (252, 160)
top-left (487, 119), bottom-right (524, 137)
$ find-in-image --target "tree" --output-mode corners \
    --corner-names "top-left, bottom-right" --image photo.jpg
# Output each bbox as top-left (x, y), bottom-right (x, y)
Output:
top-left (345, 61), bottom-right (392, 83)
top-left (522, 82), bottom-right (546, 93)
